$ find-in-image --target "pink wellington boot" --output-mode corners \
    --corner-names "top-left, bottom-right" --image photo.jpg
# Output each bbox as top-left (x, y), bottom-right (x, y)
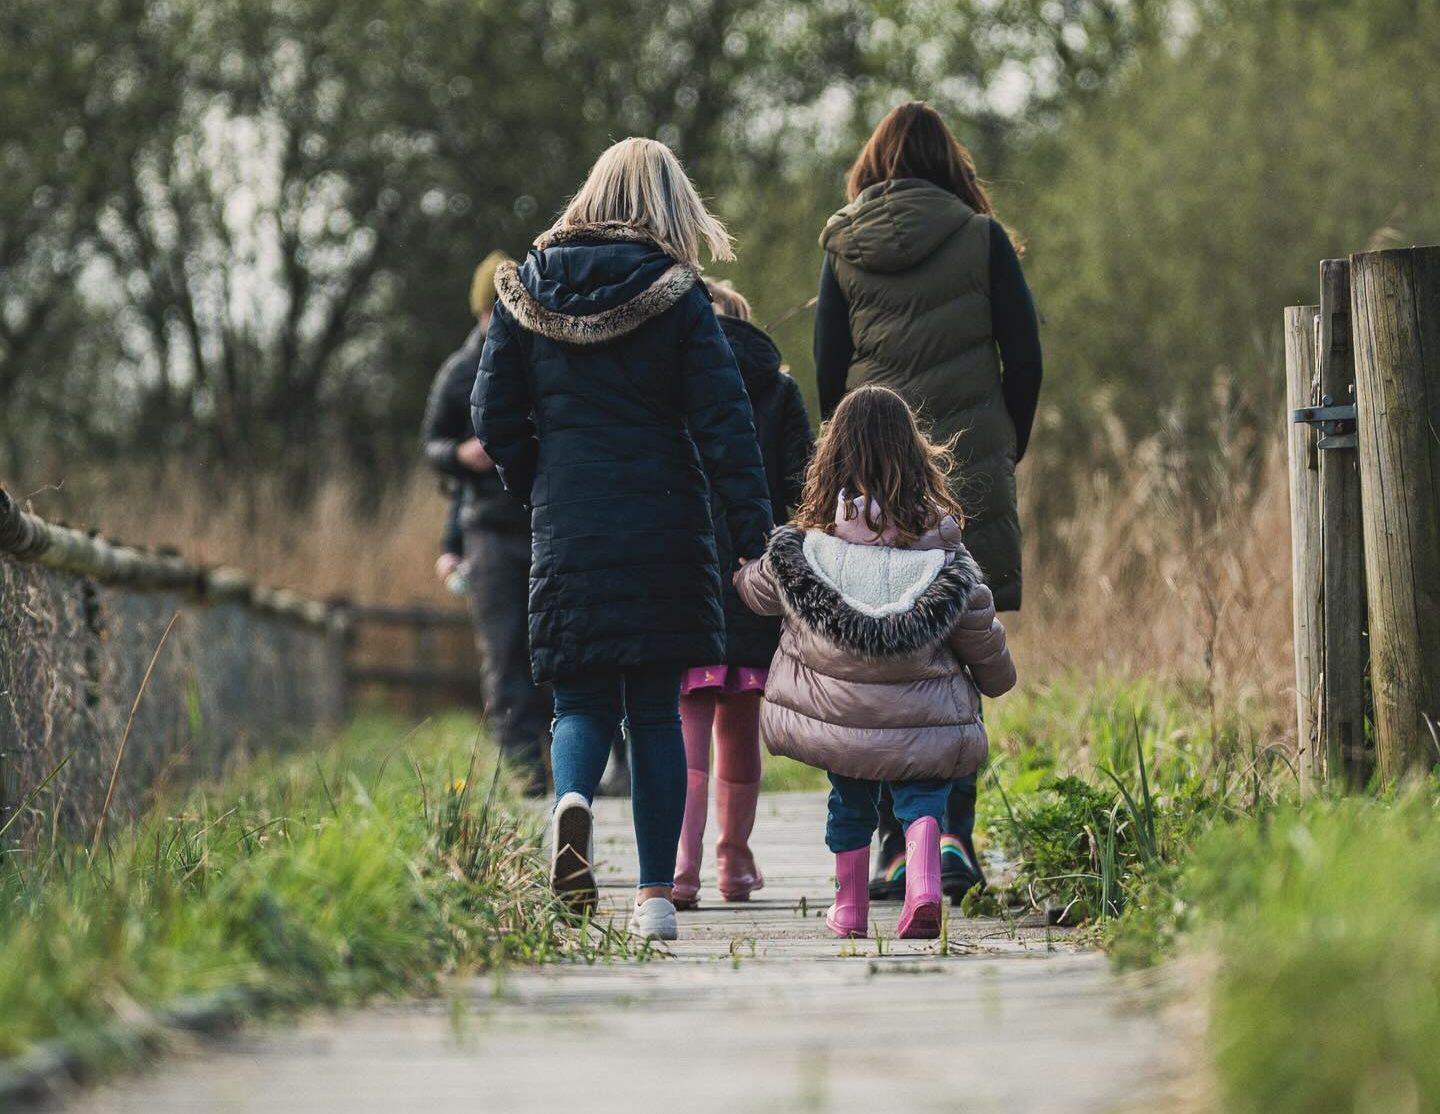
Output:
top-left (715, 777), bottom-right (765, 901)
top-left (827, 847), bottom-right (870, 938)
top-left (672, 770), bottom-right (709, 910)
top-left (897, 816), bottom-right (942, 939)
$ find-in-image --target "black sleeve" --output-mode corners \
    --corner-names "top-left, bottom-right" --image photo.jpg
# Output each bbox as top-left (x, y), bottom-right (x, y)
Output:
top-left (777, 375), bottom-right (815, 514)
top-left (989, 220), bottom-right (1044, 462)
top-left (679, 288), bottom-right (775, 560)
top-left (814, 255), bottom-right (854, 420)
top-left (472, 303), bottom-right (539, 506)
top-left (421, 352), bottom-right (476, 478)
top-left (440, 489), bottom-right (463, 557)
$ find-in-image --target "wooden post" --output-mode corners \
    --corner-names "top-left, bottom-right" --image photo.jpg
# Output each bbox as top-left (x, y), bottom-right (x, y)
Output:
top-left (1349, 246), bottom-right (1440, 781)
top-left (1284, 304), bottom-right (1324, 786)
top-left (1315, 260), bottom-right (1370, 788)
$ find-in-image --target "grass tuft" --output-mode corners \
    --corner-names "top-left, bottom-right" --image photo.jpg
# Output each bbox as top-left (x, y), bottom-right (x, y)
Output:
top-left (0, 713), bottom-right (633, 1067)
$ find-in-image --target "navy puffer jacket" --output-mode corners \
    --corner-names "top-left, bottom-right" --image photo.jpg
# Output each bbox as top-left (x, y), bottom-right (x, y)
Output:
top-left (472, 222), bottom-right (774, 683)
top-left (713, 315), bottom-right (813, 667)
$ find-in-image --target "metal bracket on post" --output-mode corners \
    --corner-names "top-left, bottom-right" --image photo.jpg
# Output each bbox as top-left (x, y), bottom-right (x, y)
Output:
top-left (1292, 395), bottom-right (1358, 449)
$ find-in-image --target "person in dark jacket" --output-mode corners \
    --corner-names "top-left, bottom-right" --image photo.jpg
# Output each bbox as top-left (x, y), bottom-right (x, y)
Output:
top-left (473, 138), bottom-right (774, 941)
top-left (814, 102), bottom-right (1044, 904)
top-left (423, 253), bottom-right (550, 794)
top-left (672, 280), bottom-right (814, 911)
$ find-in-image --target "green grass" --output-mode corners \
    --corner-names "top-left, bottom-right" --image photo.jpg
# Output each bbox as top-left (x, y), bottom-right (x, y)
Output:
top-left (1176, 786), bottom-right (1440, 1114)
top-left (976, 675), bottom-right (1285, 929)
top-left (985, 674), bottom-right (1440, 1113)
top-left (0, 713), bottom-right (637, 1066)
top-left (760, 750), bottom-right (829, 793)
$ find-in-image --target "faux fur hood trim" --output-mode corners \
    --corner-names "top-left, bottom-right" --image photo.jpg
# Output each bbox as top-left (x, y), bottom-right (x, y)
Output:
top-left (534, 220), bottom-right (658, 251)
top-left (494, 258), bottom-right (699, 347)
top-left (767, 525), bottom-right (983, 658)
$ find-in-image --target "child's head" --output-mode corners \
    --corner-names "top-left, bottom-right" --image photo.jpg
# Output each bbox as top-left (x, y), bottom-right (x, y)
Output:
top-left (545, 137), bottom-right (734, 266)
top-left (794, 386), bottom-right (964, 546)
top-left (706, 279), bottom-right (751, 321)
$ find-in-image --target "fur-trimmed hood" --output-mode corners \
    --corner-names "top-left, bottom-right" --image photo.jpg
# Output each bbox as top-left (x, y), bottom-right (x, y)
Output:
top-left (494, 222), bottom-right (699, 346)
top-left (765, 525), bottom-right (983, 658)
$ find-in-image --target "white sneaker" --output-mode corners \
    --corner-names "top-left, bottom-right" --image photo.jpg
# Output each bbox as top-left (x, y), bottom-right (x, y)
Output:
top-left (550, 792), bottom-right (596, 911)
top-left (629, 896), bottom-right (678, 941)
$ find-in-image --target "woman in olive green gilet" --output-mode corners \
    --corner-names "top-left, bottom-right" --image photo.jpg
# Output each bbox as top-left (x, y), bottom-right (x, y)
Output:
top-left (814, 100), bottom-right (1044, 904)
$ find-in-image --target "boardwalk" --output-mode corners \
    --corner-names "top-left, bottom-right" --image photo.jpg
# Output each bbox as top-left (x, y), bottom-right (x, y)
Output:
top-left (62, 793), bottom-right (1179, 1114)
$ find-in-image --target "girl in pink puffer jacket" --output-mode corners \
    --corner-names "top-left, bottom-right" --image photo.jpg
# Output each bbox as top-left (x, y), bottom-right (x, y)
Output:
top-left (735, 385), bottom-right (1016, 939)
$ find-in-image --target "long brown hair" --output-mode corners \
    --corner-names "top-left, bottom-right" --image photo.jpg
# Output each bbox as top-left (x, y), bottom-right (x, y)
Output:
top-left (847, 101), bottom-right (1021, 253)
top-left (793, 386), bottom-right (964, 546)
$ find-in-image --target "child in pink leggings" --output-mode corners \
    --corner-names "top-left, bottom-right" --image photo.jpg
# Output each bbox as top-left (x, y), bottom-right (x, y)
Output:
top-left (673, 281), bottom-right (814, 909)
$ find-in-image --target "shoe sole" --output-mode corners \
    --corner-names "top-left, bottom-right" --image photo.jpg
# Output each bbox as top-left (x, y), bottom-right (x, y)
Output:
top-left (630, 924), bottom-right (678, 941)
top-left (719, 880), bottom-right (762, 902)
top-left (897, 900), bottom-right (942, 939)
top-left (551, 802), bottom-right (597, 912)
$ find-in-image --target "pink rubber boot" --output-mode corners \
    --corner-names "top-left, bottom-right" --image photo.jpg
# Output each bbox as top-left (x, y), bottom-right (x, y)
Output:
top-left (672, 770), bottom-right (709, 910)
top-left (897, 816), bottom-right (942, 939)
top-left (715, 778), bottom-right (764, 901)
top-left (826, 847), bottom-right (870, 938)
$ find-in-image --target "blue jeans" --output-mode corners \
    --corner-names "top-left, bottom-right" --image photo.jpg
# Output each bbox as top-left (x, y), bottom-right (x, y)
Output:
top-left (827, 773), bottom-right (952, 854)
top-left (551, 665), bottom-right (685, 890)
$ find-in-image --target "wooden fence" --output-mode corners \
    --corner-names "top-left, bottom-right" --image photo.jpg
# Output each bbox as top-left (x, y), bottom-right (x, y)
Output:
top-left (1285, 245), bottom-right (1440, 787)
top-left (340, 602), bottom-right (481, 716)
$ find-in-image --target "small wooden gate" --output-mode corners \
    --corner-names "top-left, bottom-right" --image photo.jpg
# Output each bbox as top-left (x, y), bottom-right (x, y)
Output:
top-left (336, 602), bottom-right (482, 716)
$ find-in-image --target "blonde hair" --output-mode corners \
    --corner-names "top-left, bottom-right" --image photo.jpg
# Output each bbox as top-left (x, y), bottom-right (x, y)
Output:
top-left (706, 279), bottom-right (751, 321)
top-left (544, 138), bottom-right (734, 266)
top-left (470, 250), bottom-right (511, 318)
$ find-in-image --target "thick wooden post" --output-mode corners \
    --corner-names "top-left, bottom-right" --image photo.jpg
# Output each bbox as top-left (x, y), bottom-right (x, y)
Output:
top-left (1349, 246), bottom-right (1440, 781)
top-left (1284, 305), bottom-right (1324, 786)
top-left (1317, 260), bottom-right (1369, 787)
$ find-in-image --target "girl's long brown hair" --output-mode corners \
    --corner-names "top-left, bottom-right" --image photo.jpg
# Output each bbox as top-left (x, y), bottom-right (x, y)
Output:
top-left (847, 101), bottom-right (1022, 254)
top-left (793, 386), bottom-right (964, 547)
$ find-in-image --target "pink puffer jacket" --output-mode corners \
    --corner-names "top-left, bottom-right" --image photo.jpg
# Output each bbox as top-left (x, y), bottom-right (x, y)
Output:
top-left (734, 514), bottom-right (1016, 781)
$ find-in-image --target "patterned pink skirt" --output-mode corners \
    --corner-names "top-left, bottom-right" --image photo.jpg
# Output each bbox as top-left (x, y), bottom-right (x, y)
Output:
top-left (680, 665), bottom-right (769, 696)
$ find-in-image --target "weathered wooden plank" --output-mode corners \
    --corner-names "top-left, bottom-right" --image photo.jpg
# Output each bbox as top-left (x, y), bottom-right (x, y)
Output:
top-left (1284, 304), bottom-right (1324, 786)
top-left (1350, 246), bottom-right (1440, 781)
top-left (1317, 260), bottom-right (1370, 787)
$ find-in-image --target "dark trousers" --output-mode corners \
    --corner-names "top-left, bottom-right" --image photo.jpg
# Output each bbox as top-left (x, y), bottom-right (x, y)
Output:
top-left (463, 527), bottom-right (550, 784)
top-left (876, 695), bottom-right (984, 866)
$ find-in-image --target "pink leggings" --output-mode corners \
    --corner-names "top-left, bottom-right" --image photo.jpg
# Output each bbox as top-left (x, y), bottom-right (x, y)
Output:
top-left (679, 690), bottom-right (763, 784)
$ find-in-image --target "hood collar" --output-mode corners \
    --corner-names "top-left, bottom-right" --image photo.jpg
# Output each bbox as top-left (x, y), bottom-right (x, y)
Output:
top-left (495, 222), bottom-right (699, 346)
top-left (533, 220), bottom-right (658, 252)
top-left (766, 525), bottom-right (982, 658)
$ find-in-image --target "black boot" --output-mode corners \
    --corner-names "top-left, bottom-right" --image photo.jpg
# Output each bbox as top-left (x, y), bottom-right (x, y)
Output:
top-left (868, 786), bottom-right (907, 901)
top-left (942, 775), bottom-right (986, 903)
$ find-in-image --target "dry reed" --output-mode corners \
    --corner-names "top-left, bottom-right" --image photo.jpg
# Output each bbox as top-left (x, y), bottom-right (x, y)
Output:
top-left (17, 415), bottom-right (1297, 738)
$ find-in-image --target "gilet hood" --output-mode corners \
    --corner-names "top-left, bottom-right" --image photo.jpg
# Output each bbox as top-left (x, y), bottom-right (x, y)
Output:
top-left (819, 178), bottom-right (976, 275)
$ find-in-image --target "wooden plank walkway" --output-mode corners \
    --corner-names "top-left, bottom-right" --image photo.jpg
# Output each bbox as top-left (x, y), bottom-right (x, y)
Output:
top-left (61, 792), bottom-right (1180, 1114)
